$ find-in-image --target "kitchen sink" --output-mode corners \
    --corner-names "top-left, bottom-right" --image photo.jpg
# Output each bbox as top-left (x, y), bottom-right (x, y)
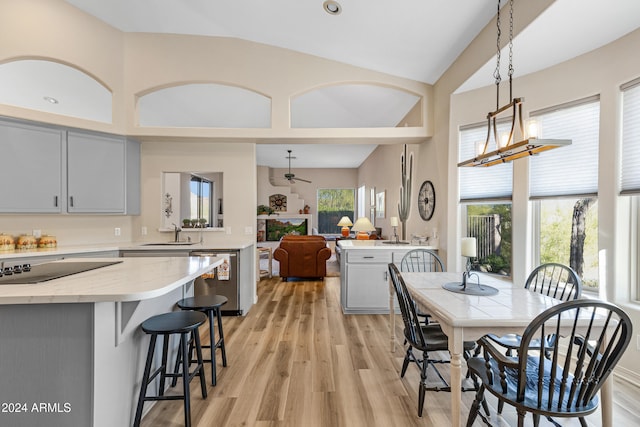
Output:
top-left (141, 242), bottom-right (198, 246)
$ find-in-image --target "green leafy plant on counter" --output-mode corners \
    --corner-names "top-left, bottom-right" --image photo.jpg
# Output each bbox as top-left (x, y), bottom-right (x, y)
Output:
top-left (257, 205), bottom-right (274, 215)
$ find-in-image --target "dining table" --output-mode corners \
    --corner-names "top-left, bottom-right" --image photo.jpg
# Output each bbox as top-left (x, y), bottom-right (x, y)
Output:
top-left (388, 271), bottom-right (613, 427)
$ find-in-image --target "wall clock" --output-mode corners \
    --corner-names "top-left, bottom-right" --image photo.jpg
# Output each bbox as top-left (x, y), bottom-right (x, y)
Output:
top-left (269, 194), bottom-right (287, 212)
top-left (418, 180), bottom-right (435, 221)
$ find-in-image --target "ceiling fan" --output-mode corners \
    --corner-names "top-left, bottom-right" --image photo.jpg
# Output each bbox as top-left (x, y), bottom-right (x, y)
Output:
top-left (284, 150), bottom-right (312, 183)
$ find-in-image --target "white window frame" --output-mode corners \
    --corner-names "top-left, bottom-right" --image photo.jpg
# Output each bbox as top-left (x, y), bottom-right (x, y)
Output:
top-left (621, 78), bottom-right (640, 300)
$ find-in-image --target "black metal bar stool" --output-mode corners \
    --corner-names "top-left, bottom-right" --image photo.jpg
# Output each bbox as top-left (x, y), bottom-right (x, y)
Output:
top-left (173, 294), bottom-right (228, 386)
top-left (133, 311), bottom-right (208, 427)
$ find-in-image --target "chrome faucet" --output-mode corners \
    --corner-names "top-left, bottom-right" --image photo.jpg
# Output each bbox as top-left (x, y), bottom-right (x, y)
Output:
top-left (171, 223), bottom-right (181, 242)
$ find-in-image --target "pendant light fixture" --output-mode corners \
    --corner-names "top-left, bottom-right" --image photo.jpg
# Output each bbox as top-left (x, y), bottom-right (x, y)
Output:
top-left (458, 0), bottom-right (571, 168)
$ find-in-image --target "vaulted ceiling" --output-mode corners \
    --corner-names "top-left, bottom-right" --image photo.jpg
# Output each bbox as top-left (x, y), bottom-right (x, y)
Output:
top-left (3, 1), bottom-right (640, 168)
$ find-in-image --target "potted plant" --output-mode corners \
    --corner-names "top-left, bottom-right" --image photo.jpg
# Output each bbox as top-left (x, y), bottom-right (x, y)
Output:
top-left (182, 219), bottom-right (191, 228)
top-left (257, 205), bottom-right (273, 215)
top-left (198, 218), bottom-right (207, 228)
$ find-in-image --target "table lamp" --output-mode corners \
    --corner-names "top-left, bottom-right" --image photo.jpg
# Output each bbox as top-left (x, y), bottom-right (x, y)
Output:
top-left (351, 217), bottom-right (376, 240)
top-left (443, 237), bottom-right (499, 296)
top-left (390, 216), bottom-right (399, 243)
top-left (337, 216), bottom-right (353, 237)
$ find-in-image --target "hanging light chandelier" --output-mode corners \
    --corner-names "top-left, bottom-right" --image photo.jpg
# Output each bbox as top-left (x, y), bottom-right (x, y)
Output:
top-left (458, 0), bottom-right (570, 168)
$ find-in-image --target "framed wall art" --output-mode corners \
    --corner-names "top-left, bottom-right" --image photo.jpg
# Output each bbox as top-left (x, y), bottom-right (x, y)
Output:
top-left (375, 191), bottom-right (385, 218)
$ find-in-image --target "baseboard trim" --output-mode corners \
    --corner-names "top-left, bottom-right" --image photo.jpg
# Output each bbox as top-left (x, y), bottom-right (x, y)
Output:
top-left (614, 366), bottom-right (640, 388)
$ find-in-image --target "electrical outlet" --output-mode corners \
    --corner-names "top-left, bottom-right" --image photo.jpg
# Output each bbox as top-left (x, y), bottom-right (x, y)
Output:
top-left (244, 226), bottom-right (253, 235)
top-left (32, 229), bottom-right (42, 238)
top-left (225, 227), bottom-right (232, 235)
top-left (141, 226), bottom-right (147, 236)
top-left (114, 227), bottom-right (121, 236)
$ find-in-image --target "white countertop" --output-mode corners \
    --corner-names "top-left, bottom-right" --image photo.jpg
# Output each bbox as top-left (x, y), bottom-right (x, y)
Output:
top-left (0, 256), bottom-right (223, 304)
top-left (0, 239), bottom-right (255, 260)
top-left (119, 239), bottom-right (254, 250)
top-left (336, 240), bottom-right (438, 250)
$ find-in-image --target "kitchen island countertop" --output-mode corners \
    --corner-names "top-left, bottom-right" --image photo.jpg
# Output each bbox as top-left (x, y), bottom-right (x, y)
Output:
top-left (0, 255), bottom-right (222, 304)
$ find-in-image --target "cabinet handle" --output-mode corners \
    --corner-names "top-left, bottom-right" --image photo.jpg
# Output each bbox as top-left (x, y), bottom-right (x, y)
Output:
top-left (363, 256), bottom-right (374, 259)
top-left (383, 271), bottom-right (388, 281)
top-left (69, 196), bottom-right (74, 207)
top-left (54, 196), bottom-right (58, 207)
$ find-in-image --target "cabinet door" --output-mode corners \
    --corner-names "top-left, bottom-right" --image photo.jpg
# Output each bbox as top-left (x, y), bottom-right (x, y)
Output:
top-left (67, 132), bottom-right (125, 213)
top-left (0, 120), bottom-right (63, 213)
top-left (345, 264), bottom-right (389, 310)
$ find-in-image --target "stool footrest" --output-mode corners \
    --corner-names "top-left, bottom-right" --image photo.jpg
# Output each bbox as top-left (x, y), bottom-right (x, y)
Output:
top-left (142, 394), bottom-right (190, 402)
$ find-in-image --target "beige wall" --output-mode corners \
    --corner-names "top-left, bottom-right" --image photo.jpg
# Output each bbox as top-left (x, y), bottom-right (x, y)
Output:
top-left (0, 0), bottom-right (429, 246)
top-left (138, 141), bottom-right (255, 245)
top-left (357, 143), bottom-right (422, 240)
top-left (1, 0), bottom-right (433, 141)
top-left (0, 0), bottom-right (125, 132)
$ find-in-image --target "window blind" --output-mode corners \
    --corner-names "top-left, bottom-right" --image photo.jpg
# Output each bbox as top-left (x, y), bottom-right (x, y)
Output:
top-left (529, 98), bottom-right (600, 198)
top-left (621, 81), bottom-right (640, 194)
top-left (459, 122), bottom-right (512, 201)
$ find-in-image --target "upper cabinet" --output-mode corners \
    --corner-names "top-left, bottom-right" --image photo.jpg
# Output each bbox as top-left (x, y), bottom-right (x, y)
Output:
top-left (0, 120), bottom-right (64, 213)
top-left (0, 119), bottom-right (140, 215)
top-left (67, 131), bottom-right (125, 213)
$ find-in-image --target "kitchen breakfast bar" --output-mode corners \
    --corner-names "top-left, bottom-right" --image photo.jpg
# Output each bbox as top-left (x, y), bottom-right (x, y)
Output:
top-left (0, 255), bottom-right (222, 427)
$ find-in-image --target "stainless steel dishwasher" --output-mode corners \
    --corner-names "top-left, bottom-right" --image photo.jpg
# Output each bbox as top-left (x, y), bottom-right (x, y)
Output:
top-left (190, 250), bottom-right (241, 315)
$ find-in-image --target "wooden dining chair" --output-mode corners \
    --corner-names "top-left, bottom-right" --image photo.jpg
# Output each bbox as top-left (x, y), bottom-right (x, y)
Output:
top-left (399, 249), bottom-right (444, 325)
top-left (486, 263), bottom-right (582, 354)
top-left (485, 262), bottom-right (582, 414)
top-left (388, 263), bottom-right (479, 417)
top-left (466, 299), bottom-right (632, 427)
top-left (400, 249), bottom-right (444, 273)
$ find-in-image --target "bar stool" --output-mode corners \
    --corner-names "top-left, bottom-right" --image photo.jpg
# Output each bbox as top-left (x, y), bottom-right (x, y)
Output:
top-left (133, 311), bottom-right (207, 427)
top-left (173, 294), bottom-right (228, 386)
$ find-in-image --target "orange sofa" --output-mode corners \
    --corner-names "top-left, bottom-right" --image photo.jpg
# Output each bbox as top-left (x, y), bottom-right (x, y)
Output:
top-left (273, 235), bottom-right (332, 281)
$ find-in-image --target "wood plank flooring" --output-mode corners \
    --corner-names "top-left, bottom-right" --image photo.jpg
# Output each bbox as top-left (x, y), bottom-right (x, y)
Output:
top-left (139, 276), bottom-right (640, 427)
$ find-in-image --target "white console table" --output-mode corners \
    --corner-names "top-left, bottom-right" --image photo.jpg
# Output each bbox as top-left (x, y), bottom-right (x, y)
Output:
top-left (336, 240), bottom-right (438, 314)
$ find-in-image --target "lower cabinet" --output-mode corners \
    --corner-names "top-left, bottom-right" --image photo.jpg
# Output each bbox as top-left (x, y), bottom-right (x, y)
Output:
top-left (341, 250), bottom-right (392, 314)
top-left (345, 263), bottom-right (390, 312)
top-left (339, 245), bottom-right (438, 314)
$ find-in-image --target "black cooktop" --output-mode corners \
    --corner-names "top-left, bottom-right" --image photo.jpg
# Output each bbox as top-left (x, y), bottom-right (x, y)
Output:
top-left (0, 260), bottom-right (123, 285)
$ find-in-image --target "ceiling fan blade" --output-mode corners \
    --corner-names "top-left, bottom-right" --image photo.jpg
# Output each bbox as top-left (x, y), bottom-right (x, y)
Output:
top-left (283, 149), bottom-right (311, 183)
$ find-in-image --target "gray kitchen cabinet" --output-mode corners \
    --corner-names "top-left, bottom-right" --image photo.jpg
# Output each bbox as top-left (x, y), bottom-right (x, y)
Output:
top-left (0, 120), bottom-right (140, 214)
top-left (67, 132), bottom-right (140, 214)
top-left (0, 119), bottom-right (64, 213)
top-left (67, 131), bottom-right (126, 213)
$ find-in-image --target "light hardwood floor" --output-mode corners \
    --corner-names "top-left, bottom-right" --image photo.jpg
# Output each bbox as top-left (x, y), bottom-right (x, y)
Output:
top-left (140, 276), bottom-right (640, 427)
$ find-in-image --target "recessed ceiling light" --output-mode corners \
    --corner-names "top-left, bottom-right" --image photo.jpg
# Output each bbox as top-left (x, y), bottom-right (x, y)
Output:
top-left (43, 96), bottom-right (59, 104)
top-left (323, 1), bottom-right (342, 15)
